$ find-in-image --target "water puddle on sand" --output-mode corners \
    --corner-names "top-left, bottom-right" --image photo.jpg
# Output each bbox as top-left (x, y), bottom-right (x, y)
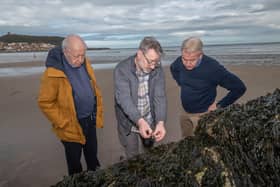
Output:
top-left (0, 63), bottom-right (118, 77)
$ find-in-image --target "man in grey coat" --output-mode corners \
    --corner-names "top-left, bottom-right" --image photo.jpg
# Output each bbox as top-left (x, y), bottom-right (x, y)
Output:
top-left (114, 36), bottom-right (167, 159)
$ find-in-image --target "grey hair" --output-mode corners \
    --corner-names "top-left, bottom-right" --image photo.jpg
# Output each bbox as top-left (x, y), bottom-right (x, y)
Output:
top-left (62, 34), bottom-right (87, 50)
top-left (138, 36), bottom-right (164, 56)
top-left (181, 37), bottom-right (203, 52)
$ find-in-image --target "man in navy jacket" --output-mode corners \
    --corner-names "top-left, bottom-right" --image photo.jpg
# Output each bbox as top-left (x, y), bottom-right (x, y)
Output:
top-left (170, 37), bottom-right (246, 137)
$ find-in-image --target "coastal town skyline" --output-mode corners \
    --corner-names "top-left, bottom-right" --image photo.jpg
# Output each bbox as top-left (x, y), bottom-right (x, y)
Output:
top-left (0, 0), bottom-right (279, 48)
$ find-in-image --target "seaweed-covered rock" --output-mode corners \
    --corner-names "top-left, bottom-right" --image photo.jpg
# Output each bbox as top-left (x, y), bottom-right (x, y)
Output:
top-left (53, 89), bottom-right (280, 187)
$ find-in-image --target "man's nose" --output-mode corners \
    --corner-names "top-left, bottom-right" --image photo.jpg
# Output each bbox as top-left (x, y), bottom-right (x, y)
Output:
top-left (150, 64), bottom-right (156, 69)
top-left (78, 56), bottom-right (84, 61)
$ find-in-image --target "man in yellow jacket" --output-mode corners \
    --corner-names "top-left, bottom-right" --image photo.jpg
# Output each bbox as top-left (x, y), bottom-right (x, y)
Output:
top-left (38, 34), bottom-right (103, 175)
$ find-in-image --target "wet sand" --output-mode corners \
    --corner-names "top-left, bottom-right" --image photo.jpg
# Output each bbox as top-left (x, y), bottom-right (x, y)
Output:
top-left (0, 64), bottom-right (279, 187)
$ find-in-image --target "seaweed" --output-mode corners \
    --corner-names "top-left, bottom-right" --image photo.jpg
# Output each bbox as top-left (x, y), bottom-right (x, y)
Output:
top-left (53, 89), bottom-right (280, 187)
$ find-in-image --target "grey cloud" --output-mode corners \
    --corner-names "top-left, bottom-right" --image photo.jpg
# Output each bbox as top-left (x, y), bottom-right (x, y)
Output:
top-left (90, 0), bottom-right (151, 6)
top-left (0, 0), bottom-right (279, 47)
top-left (256, 0), bottom-right (280, 11)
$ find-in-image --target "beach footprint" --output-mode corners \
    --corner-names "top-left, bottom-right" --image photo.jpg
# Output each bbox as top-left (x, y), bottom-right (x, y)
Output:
top-left (9, 90), bottom-right (22, 96)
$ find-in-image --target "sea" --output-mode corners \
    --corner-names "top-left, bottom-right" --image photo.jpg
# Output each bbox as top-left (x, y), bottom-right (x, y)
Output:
top-left (0, 42), bottom-right (279, 77)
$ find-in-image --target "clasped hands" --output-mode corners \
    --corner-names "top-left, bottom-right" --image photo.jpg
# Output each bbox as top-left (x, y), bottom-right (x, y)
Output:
top-left (137, 118), bottom-right (166, 142)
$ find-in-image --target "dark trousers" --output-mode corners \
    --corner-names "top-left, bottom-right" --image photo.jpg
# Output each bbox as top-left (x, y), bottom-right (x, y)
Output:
top-left (62, 114), bottom-right (100, 175)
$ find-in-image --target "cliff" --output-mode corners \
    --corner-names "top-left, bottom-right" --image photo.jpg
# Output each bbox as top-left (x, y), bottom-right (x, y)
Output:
top-left (0, 33), bottom-right (64, 45)
top-left (0, 33), bottom-right (64, 52)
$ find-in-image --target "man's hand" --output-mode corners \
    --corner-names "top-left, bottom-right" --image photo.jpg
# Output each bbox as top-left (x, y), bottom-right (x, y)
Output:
top-left (152, 121), bottom-right (166, 142)
top-left (208, 101), bottom-right (217, 112)
top-left (137, 118), bottom-right (153, 138)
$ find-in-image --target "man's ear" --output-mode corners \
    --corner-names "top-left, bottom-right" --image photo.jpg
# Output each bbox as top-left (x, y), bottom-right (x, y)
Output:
top-left (199, 52), bottom-right (203, 59)
top-left (136, 50), bottom-right (144, 62)
top-left (136, 50), bottom-right (141, 57)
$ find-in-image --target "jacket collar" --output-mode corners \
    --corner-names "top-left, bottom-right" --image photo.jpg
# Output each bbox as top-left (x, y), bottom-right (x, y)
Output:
top-left (47, 67), bottom-right (67, 78)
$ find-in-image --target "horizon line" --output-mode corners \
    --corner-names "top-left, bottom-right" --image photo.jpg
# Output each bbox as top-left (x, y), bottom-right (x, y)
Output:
top-left (103, 41), bottom-right (280, 49)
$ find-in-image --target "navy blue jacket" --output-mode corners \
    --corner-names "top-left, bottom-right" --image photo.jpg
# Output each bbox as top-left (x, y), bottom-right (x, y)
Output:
top-left (170, 55), bottom-right (246, 113)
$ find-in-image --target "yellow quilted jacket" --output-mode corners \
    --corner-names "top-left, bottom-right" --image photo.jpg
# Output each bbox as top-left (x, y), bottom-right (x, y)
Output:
top-left (38, 58), bottom-right (104, 145)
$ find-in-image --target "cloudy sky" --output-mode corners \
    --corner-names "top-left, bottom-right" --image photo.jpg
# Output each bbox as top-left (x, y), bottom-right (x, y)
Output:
top-left (1, 0), bottom-right (279, 48)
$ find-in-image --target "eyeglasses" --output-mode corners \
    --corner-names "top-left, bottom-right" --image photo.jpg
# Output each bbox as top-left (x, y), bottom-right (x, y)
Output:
top-left (181, 56), bottom-right (198, 65)
top-left (181, 52), bottom-right (202, 65)
top-left (66, 48), bottom-right (85, 59)
top-left (142, 51), bottom-right (161, 67)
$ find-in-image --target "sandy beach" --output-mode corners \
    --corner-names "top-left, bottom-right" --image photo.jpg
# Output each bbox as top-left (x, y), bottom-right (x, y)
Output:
top-left (0, 64), bottom-right (279, 187)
